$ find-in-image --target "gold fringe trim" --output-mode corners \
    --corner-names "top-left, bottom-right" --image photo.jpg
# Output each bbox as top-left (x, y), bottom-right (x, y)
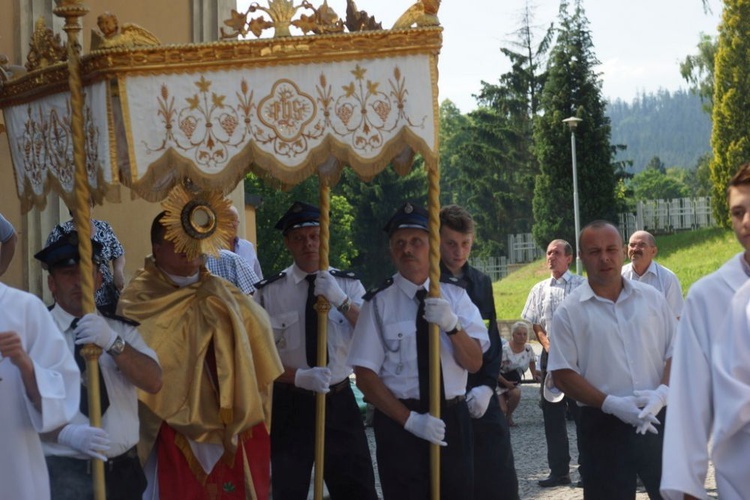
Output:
top-left (174, 432), bottom-right (209, 485)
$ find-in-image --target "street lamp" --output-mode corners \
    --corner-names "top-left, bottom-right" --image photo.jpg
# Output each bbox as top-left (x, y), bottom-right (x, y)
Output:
top-left (562, 116), bottom-right (583, 274)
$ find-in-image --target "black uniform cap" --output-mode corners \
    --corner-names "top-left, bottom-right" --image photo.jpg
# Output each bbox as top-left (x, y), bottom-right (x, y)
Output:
top-left (275, 201), bottom-right (320, 235)
top-left (383, 202), bottom-right (429, 237)
top-left (34, 229), bottom-right (104, 271)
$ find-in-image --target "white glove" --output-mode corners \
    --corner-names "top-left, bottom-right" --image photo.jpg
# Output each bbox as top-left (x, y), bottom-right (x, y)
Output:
top-left (314, 271), bottom-right (348, 308)
top-left (634, 384), bottom-right (668, 435)
top-left (602, 395), bottom-right (659, 434)
top-left (423, 297), bottom-right (459, 332)
top-left (294, 367), bottom-right (332, 393)
top-left (634, 384), bottom-right (669, 419)
top-left (74, 313), bottom-right (118, 351)
top-left (58, 424), bottom-right (111, 461)
top-left (404, 411), bottom-right (447, 446)
top-left (466, 386), bottom-right (494, 419)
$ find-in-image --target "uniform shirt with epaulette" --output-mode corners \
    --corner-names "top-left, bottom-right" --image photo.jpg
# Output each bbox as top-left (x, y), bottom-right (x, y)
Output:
top-left (348, 272), bottom-right (490, 400)
top-left (254, 264), bottom-right (365, 385)
top-left (44, 306), bottom-right (159, 459)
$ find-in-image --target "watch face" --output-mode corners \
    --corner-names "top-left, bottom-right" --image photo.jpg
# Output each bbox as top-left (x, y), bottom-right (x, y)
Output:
top-left (109, 336), bottom-right (125, 355)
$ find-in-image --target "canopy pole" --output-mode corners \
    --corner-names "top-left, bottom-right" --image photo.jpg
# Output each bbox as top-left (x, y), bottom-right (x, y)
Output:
top-left (313, 178), bottom-right (331, 500)
top-left (426, 157), bottom-right (441, 500)
top-left (53, 2), bottom-right (106, 499)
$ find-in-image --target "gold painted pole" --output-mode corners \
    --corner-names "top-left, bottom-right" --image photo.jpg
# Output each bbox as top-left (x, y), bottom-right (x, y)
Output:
top-left (53, 2), bottom-right (106, 499)
top-left (313, 178), bottom-right (331, 500)
top-left (426, 157), bottom-right (441, 500)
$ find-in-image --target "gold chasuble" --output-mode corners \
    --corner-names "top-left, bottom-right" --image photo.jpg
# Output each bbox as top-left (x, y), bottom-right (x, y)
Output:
top-left (118, 256), bottom-right (282, 493)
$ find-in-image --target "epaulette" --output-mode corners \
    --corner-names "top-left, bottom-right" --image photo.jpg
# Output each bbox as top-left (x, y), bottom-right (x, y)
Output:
top-left (254, 271), bottom-right (286, 289)
top-left (98, 308), bottom-right (140, 327)
top-left (330, 269), bottom-right (359, 280)
top-left (440, 274), bottom-right (468, 289)
top-left (363, 278), bottom-right (394, 301)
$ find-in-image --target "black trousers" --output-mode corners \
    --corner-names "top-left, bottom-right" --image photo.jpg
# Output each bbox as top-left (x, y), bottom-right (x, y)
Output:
top-left (540, 350), bottom-right (576, 478)
top-left (471, 394), bottom-right (519, 500)
top-left (270, 381), bottom-right (377, 500)
top-left (579, 406), bottom-right (666, 499)
top-left (374, 399), bottom-right (473, 500)
top-left (46, 447), bottom-right (146, 500)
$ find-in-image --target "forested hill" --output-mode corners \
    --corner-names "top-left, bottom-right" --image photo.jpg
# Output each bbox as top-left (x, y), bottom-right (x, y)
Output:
top-left (608, 89), bottom-right (711, 172)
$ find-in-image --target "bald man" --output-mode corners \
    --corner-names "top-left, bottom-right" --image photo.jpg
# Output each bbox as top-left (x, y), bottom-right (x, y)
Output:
top-left (621, 230), bottom-right (683, 319)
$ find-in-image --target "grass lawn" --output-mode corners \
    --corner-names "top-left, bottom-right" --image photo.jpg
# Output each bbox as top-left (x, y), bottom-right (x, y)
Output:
top-left (493, 227), bottom-right (739, 321)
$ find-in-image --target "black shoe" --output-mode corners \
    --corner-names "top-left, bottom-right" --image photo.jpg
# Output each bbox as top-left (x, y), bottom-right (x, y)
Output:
top-left (538, 475), bottom-right (572, 487)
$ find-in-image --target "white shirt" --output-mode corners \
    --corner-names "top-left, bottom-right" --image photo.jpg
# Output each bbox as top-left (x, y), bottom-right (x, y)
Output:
top-left (254, 264), bottom-right (365, 384)
top-left (0, 283), bottom-right (79, 500)
top-left (521, 270), bottom-right (586, 337)
top-left (709, 279), bottom-right (750, 500)
top-left (44, 305), bottom-right (159, 458)
top-left (348, 273), bottom-right (489, 400)
top-left (622, 260), bottom-right (684, 318)
top-left (548, 279), bottom-right (675, 401)
top-left (661, 253), bottom-right (749, 500)
top-left (234, 238), bottom-right (263, 281)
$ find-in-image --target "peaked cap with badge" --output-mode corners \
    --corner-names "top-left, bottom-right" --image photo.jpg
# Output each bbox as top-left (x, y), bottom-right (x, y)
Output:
top-left (275, 201), bottom-right (321, 235)
top-left (34, 229), bottom-right (104, 271)
top-left (383, 201), bottom-right (429, 237)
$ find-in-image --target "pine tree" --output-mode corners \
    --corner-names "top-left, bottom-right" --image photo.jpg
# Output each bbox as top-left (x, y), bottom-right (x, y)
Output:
top-left (710, 0), bottom-right (750, 227)
top-left (531, 0), bottom-right (617, 249)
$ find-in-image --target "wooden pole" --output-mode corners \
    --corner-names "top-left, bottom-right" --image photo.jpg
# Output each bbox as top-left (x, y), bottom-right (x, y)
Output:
top-left (426, 157), bottom-right (441, 499)
top-left (313, 178), bottom-right (331, 500)
top-left (53, 2), bottom-right (106, 499)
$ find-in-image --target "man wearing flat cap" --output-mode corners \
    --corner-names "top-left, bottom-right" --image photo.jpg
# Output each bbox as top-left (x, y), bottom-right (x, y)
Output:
top-left (348, 201), bottom-right (489, 499)
top-left (36, 230), bottom-right (163, 500)
top-left (254, 201), bottom-right (377, 500)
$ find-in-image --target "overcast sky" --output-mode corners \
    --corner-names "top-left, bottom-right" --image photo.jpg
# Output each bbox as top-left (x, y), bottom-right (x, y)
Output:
top-left (237, 1), bottom-right (722, 112)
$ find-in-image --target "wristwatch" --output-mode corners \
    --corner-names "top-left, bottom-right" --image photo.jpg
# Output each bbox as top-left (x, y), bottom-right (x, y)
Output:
top-left (337, 296), bottom-right (351, 313)
top-left (107, 336), bottom-right (126, 356)
top-left (447, 321), bottom-right (462, 336)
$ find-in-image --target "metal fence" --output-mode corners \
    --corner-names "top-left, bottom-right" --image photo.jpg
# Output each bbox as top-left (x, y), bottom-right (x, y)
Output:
top-left (472, 197), bottom-right (717, 282)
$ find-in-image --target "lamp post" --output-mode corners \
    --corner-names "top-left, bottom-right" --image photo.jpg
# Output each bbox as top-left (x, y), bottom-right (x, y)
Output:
top-left (562, 116), bottom-right (583, 275)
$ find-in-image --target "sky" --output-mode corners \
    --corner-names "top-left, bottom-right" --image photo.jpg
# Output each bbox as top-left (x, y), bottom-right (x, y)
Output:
top-left (237, 1), bottom-right (723, 112)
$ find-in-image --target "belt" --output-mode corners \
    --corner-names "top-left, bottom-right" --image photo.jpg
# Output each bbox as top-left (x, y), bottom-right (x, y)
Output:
top-left (49, 446), bottom-right (139, 474)
top-left (275, 377), bottom-right (350, 396)
top-left (399, 395), bottom-right (466, 411)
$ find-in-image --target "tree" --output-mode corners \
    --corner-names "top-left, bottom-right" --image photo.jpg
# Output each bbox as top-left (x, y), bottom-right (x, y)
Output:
top-left (630, 168), bottom-right (690, 201)
top-left (532, 0), bottom-right (617, 248)
top-left (645, 156), bottom-right (667, 174)
top-left (710, 0), bottom-right (750, 227)
top-left (680, 33), bottom-right (718, 113)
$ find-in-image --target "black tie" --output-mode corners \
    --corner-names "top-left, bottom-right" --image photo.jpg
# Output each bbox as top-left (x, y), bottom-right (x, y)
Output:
top-left (415, 289), bottom-right (430, 411)
top-left (305, 274), bottom-right (321, 368)
top-left (71, 318), bottom-right (110, 417)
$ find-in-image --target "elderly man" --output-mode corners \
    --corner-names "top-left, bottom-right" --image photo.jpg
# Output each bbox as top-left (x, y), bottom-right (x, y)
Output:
top-left (439, 204), bottom-right (518, 500)
top-left (254, 201), bottom-right (377, 500)
top-left (521, 239), bottom-right (585, 487)
top-left (0, 283), bottom-right (79, 499)
top-left (622, 230), bottom-right (683, 319)
top-left (118, 211), bottom-right (282, 500)
top-left (206, 248), bottom-right (259, 294)
top-left (349, 201), bottom-right (489, 499)
top-left (550, 221), bottom-right (675, 498)
top-left (36, 230), bottom-right (162, 500)
top-left (661, 163), bottom-right (750, 499)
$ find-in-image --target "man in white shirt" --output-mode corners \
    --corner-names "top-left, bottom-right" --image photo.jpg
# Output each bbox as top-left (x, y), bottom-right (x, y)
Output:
top-left (521, 239), bottom-right (585, 487)
top-left (622, 230), bottom-right (684, 319)
top-left (349, 202), bottom-right (489, 499)
top-left (36, 230), bottom-right (162, 500)
top-left (661, 163), bottom-right (750, 499)
top-left (254, 201), bottom-right (377, 500)
top-left (228, 205), bottom-right (263, 280)
top-left (0, 212), bottom-right (17, 276)
top-left (550, 221), bottom-right (675, 498)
